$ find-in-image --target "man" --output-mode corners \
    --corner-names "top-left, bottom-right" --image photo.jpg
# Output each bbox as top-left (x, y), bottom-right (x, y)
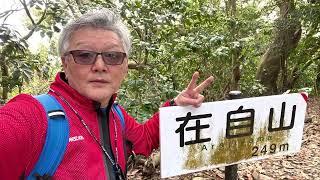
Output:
top-left (0, 8), bottom-right (214, 179)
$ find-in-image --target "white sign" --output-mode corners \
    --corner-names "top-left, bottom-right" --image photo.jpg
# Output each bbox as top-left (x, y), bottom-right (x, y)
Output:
top-left (160, 93), bottom-right (307, 178)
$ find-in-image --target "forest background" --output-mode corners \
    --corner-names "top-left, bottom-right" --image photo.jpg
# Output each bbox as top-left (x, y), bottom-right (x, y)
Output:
top-left (0, 0), bottom-right (320, 179)
top-left (0, 0), bottom-right (319, 122)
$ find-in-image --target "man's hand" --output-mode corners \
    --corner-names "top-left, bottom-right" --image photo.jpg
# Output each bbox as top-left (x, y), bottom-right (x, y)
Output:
top-left (174, 71), bottom-right (214, 107)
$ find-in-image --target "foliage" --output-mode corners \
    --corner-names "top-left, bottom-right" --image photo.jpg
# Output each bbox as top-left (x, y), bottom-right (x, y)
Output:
top-left (117, 0), bottom-right (278, 119)
top-left (0, 24), bottom-right (28, 100)
top-left (0, 0), bottom-right (64, 101)
top-left (286, 1), bottom-right (320, 95)
top-left (1, 0), bottom-right (319, 120)
top-left (8, 43), bottom-right (61, 99)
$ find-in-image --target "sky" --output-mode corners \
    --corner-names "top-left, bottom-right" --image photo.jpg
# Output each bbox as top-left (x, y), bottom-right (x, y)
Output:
top-left (0, 0), bottom-right (25, 31)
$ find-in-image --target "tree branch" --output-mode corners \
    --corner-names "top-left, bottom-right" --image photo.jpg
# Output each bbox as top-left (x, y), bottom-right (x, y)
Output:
top-left (128, 63), bottom-right (150, 70)
top-left (126, 19), bottom-right (143, 39)
top-left (0, 8), bottom-right (23, 18)
top-left (20, 0), bottom-right (35, 25)
top-left (21, 4), bottom-right (48, 40)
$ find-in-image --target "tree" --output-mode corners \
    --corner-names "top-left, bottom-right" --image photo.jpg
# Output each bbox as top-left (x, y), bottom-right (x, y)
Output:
top-left (0, 24), bottom-right (29, 101)
top-left (256, 0), bottom-right (302, 95)
top-left (0, 0), bottom-right (49, 101)
top-left (226, 0), bottom-right (241, 91)
top-left (1, 0), bottom-right (319, 117)
top-left (0, 0), bottom-right (76, 102)
top-left (285, 0), bottom-right (320, 92)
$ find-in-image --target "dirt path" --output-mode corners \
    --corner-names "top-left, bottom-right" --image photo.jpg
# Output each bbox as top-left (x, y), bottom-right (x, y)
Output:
top-left (128, 97), bottom-right (320, 180)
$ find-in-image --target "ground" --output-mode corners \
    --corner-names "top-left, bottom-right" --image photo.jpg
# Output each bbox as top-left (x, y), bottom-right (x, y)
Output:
top-left (127, 96), bottom-right (320, 180)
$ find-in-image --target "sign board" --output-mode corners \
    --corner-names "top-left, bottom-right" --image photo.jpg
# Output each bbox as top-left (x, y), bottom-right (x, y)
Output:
top-left (160, 93), bottom-right (307, 178)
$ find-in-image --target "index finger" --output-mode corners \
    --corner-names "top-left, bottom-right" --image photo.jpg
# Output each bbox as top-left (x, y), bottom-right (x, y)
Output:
top-left (194, 76), bottom-right (214, 93)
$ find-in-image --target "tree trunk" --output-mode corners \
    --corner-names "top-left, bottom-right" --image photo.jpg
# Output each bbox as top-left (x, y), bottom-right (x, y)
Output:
top-left (316, 62), bottom-right (320, 95)
top-left (286, 16), bottom-right (320, 90)
top-left (0, 57), bottom-right (9, 102)
top-left (226, 0), bottom-right (241, 91)
top-left (256, 0), bottom-right (301, 95)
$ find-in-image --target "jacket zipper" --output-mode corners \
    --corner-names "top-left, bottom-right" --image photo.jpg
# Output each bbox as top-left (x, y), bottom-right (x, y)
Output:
top-left (98, 108), bottom-right (116, 180)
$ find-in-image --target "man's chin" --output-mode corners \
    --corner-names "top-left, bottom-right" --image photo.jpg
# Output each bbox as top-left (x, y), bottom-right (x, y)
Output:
top-left (88, 93), bottom-right (113, 105)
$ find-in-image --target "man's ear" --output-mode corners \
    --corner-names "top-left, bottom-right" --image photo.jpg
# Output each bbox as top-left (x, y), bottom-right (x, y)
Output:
top-left (124, 58), bottom-right (129, 74)
top-left (61, 56), bottom-right (68, 71)
top-left (61, 56), bottom-right (69, 80)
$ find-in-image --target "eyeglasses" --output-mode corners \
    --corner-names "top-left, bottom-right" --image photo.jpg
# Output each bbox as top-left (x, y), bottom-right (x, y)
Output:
top-left (65, 50), bottom-right (127, 65)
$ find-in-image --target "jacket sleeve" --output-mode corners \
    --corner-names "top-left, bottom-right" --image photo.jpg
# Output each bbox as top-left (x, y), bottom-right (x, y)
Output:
top-left (121, 100), bottom-right (172, 157)
top-left (0, 94), bottom-right (47, 179)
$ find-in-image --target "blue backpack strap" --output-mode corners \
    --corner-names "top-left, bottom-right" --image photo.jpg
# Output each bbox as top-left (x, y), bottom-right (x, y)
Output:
top-left (112, 103), bottom-right (125, 130)
top-left (112, 103), bottom-right (134, 162)
top-left (27, 94), bottom-right (70, 180)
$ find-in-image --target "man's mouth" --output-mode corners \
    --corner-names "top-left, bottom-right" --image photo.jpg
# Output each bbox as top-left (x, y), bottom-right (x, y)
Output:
top-left (90, 79), bottom-right (108, 83)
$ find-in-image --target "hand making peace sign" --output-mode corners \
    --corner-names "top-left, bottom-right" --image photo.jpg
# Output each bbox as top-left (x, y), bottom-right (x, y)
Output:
top-left (174, 72), bottom-right (214, 107)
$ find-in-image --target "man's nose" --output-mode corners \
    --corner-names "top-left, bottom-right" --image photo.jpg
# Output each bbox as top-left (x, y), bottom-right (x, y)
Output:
top-left (91, 54), bottom-right (106, 71)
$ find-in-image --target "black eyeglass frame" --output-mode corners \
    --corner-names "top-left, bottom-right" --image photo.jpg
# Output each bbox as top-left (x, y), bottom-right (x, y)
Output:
top-left (64, 50), bottom-right (127, 65)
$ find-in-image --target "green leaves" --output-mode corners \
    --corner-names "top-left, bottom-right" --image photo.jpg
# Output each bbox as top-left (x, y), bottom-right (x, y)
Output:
top-left (1, 0), bottom-right (319, 113)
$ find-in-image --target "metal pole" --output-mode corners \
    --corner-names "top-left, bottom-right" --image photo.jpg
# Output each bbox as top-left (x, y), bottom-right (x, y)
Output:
top-left (225, 165), bottom-right (238, 180)
top-left (225, 90), bottom-right (241, 180)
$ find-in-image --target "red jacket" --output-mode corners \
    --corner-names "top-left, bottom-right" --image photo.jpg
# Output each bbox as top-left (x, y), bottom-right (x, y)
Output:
top-left (0, 72), bottom-right (169, 179)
